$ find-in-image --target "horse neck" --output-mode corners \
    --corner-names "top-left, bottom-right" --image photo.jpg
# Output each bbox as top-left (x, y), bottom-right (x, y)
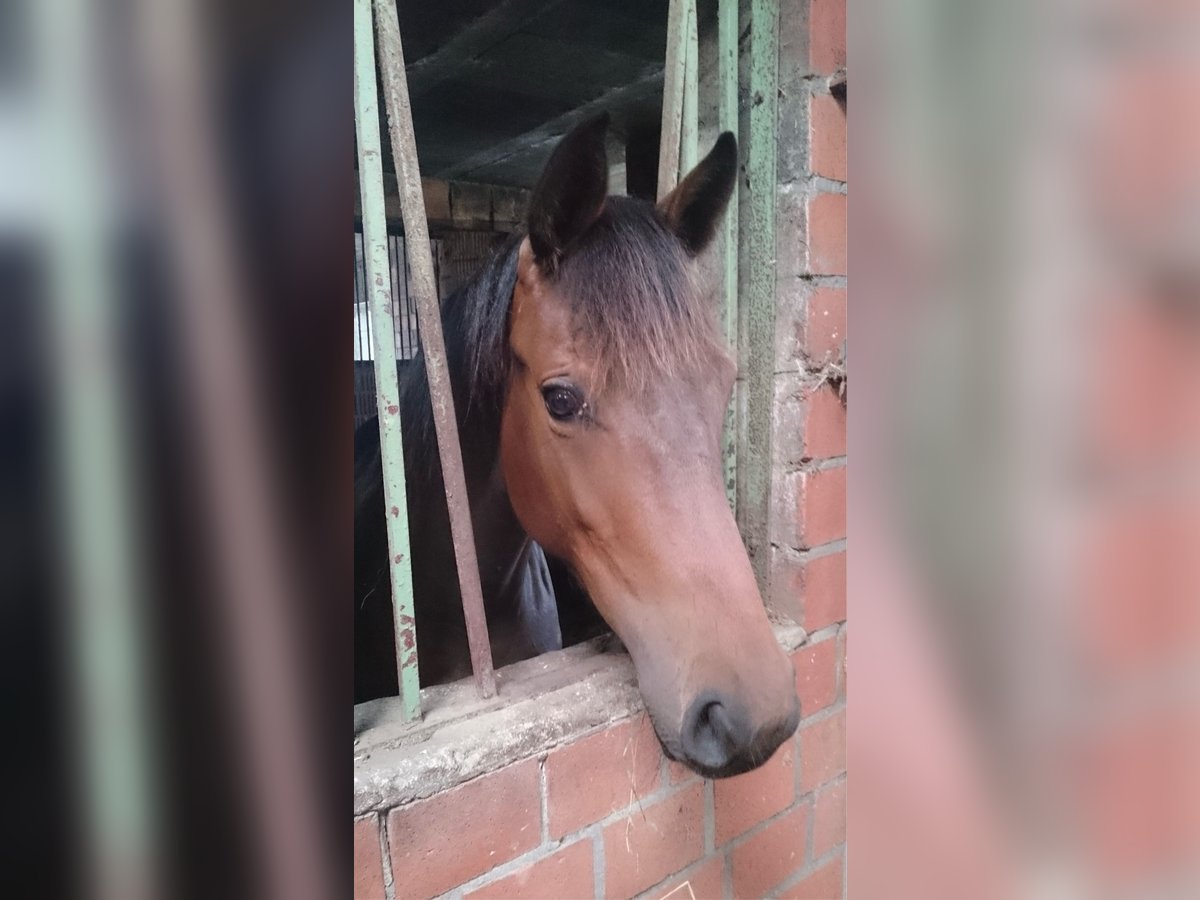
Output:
top-left (399, 296), bottom-right (531, 610)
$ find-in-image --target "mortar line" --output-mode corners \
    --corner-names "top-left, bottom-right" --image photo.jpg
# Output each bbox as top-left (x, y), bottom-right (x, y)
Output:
top-left (377, 813), bottom-right (396, 900)
top-left (766, 844), bottom-right (847, 899)
top-left (805, 623), bottom-right (842, 645)
top-left (769, 537), bottom-right (847, 562)
top-left (444, 833), bottom-right (594, 898)
top-left (704, 779), bottom-right (716, 854)
top-left (593, 830), bottom-right (605, 899)
top-left (539, 755), bottom-right (550, 844)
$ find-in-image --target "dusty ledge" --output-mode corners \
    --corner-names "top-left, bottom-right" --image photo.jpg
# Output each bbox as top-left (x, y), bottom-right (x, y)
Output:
top-left (353, 624), bottom-right (807, 816)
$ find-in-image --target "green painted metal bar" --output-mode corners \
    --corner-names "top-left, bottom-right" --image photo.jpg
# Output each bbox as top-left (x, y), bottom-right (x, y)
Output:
top-left (41, 1), bottom-right (159, 891)
top-left (680, 0), bottom-right (699, 173)
top-left (740, 0), bottom-right (779, 590)
top-left (718, 0), bottom-right (739, 510)
top-left (657, 0), bottom-right (688, 199)
top-left (374, 0), bottom-right (498, 699)
top-left (355, 0), bottom-right (421, 720)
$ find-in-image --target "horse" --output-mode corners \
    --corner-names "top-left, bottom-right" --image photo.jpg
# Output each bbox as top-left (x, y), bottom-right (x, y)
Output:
top-left (355, 113), bottom-right (799, 777)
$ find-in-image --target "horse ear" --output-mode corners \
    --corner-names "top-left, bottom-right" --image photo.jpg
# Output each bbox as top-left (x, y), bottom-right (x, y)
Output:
top-left (527, 113), bottom-right (610, 270)
top-left (657, 132), bottom-right (738, 256)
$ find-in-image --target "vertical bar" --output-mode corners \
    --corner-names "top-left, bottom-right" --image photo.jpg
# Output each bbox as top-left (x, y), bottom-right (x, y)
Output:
top-left (680, 0), bottom-right (699, 174)
top-left (38, 0), bottom-right (157, 892)
top-left (740, 0), bottom-right (779, 590)
top-left (657, 0), bottom-right (688, 199)
top-left (400, 235), bottom-right (411, 355)
top-left (719, 0), bottom-right (739, 509)
top-left (355, 0), bottom-right (421, 719)
top-left (373, 0), bottom-right (498, 699)
top-left (130, 0), bottom-right (335, 894)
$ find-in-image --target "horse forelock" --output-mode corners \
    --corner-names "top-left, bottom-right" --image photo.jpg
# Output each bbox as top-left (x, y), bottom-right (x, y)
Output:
top-left (455, 196), bottom-right (725, 404)
top-left (552, 196), bottom-right (726, 393)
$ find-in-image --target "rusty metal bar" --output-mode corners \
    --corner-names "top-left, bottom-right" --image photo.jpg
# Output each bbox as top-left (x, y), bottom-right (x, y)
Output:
top-left (355, 0), bottom-right (422, 718)
top-left (373, 0), bottom-right (497, 699)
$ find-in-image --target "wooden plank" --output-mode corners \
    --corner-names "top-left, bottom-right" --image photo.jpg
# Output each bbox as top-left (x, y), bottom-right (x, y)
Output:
top-left (374, 0), bottom-right (498, 699)
top-left (355, 0), bottom-right (421, 719)
top-left (739, 0), bottom-right (779, 590)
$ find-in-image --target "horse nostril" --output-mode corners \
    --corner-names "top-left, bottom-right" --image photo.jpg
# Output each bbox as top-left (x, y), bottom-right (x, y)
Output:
top-left (680, 693), bottom-right (751, 774)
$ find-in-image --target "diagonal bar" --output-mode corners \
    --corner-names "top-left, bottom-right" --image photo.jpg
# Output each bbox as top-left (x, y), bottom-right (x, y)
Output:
top-left (373, 0), bottom-right (497, 699)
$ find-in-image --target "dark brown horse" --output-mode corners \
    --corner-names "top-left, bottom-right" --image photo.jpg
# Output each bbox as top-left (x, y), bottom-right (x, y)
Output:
top-left (355, 114), bottom-right (799, 777)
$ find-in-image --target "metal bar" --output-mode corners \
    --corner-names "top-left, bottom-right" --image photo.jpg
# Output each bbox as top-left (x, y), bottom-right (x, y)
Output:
top-left (131, 0), bottom-right (335, 893)
top-left (355, 0), bottom-right (421, 719)
top-left (374, 0), bottom-right (498, 699)
top-left (657, 0), bottom-right (689, 199)
top-left (739, 0), bottom-right (779, 590)
top-left (680, 0), bottom-right (699, 174)
top-left (719, 0), bottom-right (739, 510)
top-left (38, 0), bottom-right (157, 892)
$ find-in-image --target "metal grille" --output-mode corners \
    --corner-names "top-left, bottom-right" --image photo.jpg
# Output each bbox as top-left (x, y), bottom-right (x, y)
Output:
top-left (354, 229), bottom-right (441, 427)
top-left (354, 230), bottom-right (509, 428)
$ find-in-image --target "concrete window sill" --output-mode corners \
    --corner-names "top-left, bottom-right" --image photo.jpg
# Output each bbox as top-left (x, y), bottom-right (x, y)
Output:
top-left (353, 623), bottom-right (807, 816)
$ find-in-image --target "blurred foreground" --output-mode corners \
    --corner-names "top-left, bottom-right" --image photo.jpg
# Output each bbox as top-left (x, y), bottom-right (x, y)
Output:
top-left (2, 1), bottom-right (349, 898)
top-left (854, 0), bottom-right (1200, 897)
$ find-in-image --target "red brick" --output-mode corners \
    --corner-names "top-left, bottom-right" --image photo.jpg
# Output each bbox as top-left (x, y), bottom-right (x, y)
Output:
top-left (810, 94), bottom-right (847, 182)
top-left (799, 710), bottom-right (846, 793)
top-left (793, 638), bottom-right (838, 718)
top-left (388, 759), bottom-right (540, 898)
top-left (811, 779), bottom-right (847, 857)
top-left (780, 856), bottom-right (843, 899)
top-left (769, 548), bottom-right (807, 625)
top-left (805, 288), bottom-right (847, 362)
top-left (807, 193), bottom-right (847, 275)
top-left (465, 839), bottom-right (594, 900)
top-left (546, 715), bottom-right (663, 839)
top-left (729, 805), bottom-right (809, 899)
top-left (802, 385), bottom-right (846, 460)
top-left (714, 743), bottom-right (796, 845)
top-left (353, 816), bottom-right (385, 900)
top-left (649, 854), bottom-right (725, 900)
top-left (602, 783), bottom-right (705, 899)
top-left (809, 0), bottom-right (846, 75)
top-left (796, 466), bottom-right (847, 548)
top-left (770, 550), bottom-right (846, 633)
top-left (802, 551), bottom-right (846, 632)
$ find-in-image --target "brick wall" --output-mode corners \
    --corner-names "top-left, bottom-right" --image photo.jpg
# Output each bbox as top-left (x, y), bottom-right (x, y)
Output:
top-left (354, 633), bottom-right (846, 899)
top-left (770, 0), bottom-right (847, 643)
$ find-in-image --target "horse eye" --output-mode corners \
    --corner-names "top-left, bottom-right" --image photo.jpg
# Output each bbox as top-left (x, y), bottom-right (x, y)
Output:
top-left (542, 385), bottom-right (584, 421)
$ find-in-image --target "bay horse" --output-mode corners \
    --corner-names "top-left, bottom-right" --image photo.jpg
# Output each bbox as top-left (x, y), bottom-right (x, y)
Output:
top-left (355, 113), bottom-right (799, 777)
